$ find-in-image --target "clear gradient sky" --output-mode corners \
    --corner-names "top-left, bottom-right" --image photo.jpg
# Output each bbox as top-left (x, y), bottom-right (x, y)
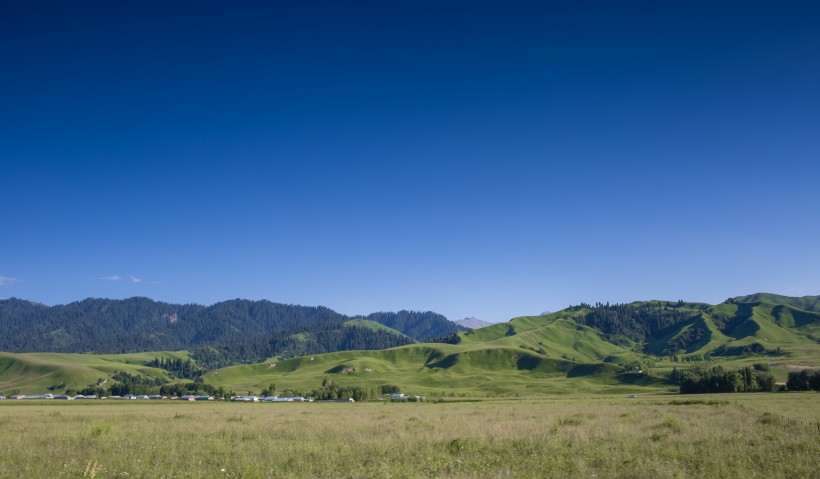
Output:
top-left (2, 1), bottom-right (819, 323)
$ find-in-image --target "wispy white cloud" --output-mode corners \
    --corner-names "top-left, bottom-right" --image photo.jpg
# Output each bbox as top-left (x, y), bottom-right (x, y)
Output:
top-left (100, 275), bottom-right (149, 284)
top-left (0, 275), bottom-right (20, 286)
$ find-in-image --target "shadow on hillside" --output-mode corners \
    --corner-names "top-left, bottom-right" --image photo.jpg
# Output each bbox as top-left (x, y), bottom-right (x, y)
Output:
top-left (723, 303), bottom-right (758, 340)
top-left (773, 304), bottom-right (819, 328)
top-left (516, 355), bottom-right (541, 370)
top-left (424, 354), bottom-right (459, 369)
top-left (566, 363), bottom-right (613, 378)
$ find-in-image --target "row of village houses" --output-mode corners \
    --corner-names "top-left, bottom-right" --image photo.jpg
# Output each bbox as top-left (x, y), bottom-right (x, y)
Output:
top-left (0, 393), bottom-right (313, 402)
top-left (1, 392), bottom-right (420, 402)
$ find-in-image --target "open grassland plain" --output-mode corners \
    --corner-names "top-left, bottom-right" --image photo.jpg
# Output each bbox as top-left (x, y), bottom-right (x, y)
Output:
top-left (0, 394), bottom-right (818, 478)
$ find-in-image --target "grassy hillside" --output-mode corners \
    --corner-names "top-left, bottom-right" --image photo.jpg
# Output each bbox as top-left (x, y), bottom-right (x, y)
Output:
top-left (644, 314), bottom-right (731, 356)
top-left (203, 317), bottom-right (661, 397)
top-left (638, 301), bottom-right (819, 359)
top-left (460, 314), bottom-right (642, 364)
top-left (732, 293), bottom-right (820, 312)
top-left (343, 319), bottom-right (414, 341)
top-left (0, 351), bottom-right (191, 394)
top-left (204, 344), bottom-right (666, 397)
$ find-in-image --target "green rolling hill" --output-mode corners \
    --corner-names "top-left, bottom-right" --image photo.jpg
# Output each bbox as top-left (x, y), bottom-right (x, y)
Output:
top-left (731, 293), bottom-right (820, 312)
top-left (460, 313), bottom-right (643, 364)
top-left (0, 351), bottom-right (190, 395)
top-left (203, 343), bottom-right (660, 397)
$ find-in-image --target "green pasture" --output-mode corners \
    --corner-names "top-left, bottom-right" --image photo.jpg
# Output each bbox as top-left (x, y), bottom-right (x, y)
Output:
top-left (0, 393), bottom-right (817, 478)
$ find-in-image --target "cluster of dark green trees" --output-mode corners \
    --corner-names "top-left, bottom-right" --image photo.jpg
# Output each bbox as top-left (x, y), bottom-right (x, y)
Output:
top-left (786, 369), bottom-right (820, 391)
top-left (286, 380), bottom-right (404, 402)
top-left (710, 304), bottom-right (757, 335)
top-left (363, 311), bottom-right (457, 341)
top-left (75, 371), bottom-right (230, 398)
top-left (145, 357), bottom-right (205, 379)
top-left (570, 301), bottom-right (703, 343)
top-left (665, 326), bottom-right (708, 354)
top-left (671, 364), bottom-right (775, 394)
top-left (306, 378), bottom-right (373, 401)
top-left (107, 371), bottom-right (165, 396)
top-left (158, 382), bottom-right (226, 398)
top-left (670, 365), bottom-right (820, 394)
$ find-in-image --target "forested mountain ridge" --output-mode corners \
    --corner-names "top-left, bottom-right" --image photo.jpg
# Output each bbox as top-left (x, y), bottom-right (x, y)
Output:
top-left (0, 297), bottom-right (462, 360)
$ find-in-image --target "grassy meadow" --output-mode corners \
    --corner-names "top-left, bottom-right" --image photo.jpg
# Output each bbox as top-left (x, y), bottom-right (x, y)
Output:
top-left (1, 393), bottom-right (818, 478)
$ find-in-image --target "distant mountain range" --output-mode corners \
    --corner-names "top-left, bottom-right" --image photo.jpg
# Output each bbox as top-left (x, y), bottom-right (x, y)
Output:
top-left (0, 297), bottom-right (465, 365)
top-left (455, 317), bottom-right (493, 329)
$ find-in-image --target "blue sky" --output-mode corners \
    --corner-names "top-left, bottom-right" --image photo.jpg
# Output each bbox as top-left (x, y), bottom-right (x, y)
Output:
top-left (2, 1), bottom-right (819, 322)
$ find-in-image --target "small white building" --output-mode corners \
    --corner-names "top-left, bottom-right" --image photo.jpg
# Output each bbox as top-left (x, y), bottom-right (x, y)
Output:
top-left (232, 396), bottom-right (259, 402)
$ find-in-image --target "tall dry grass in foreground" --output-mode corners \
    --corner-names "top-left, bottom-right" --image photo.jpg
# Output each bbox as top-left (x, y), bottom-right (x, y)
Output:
top-left (0, 393), bottom-right (817, 478)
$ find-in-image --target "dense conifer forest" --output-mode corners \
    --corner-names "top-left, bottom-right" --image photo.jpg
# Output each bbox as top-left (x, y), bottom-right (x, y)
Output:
top-left (568, 301), bottom-right (705, 343)
top-left (0, 297), bottom-right (461, 362)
